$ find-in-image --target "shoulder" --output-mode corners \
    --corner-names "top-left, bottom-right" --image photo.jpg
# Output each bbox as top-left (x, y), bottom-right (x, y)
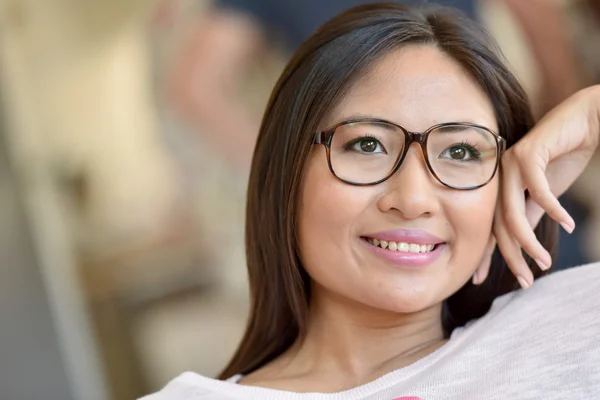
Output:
top-left (489, 262), bottom-right (600, 314)
top-left (443, 263), bottom-right (600, 395)
top-left (452, 262), bottom-right (600, 362)
top-left (507, 261), bottom-right (600, 306)
top-left (477, 262), bottom-right (600, 339)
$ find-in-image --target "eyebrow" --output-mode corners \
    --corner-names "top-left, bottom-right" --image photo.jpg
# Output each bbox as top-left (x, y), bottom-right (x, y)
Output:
top-left (331, 113), bottom-right (389, 125)
top-left (432, 124), bottom-right (497, 143)
top-left (345, 120), bottom-right (400, 132)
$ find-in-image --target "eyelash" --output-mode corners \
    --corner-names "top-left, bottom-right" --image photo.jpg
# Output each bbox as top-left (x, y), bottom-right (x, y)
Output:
top-left (457, 140), bottom-right (481, 159)
top-left (343, 133), bottom-right (383, 151)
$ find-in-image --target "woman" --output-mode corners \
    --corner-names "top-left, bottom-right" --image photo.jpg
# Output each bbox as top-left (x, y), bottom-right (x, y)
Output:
top-left (143, 3), bottom-right (600, 398)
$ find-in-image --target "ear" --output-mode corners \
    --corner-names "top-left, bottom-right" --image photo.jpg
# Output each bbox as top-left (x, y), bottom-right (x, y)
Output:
top-left (472, 234), bottom-right (496, 285)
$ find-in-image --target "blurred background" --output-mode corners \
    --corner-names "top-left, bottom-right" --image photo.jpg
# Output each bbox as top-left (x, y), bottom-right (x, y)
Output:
top-left (0, 0), bottom-right (598, 399)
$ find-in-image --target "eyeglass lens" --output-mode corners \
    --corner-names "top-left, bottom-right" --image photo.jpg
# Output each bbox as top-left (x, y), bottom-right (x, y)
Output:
top-left (328, 121), bottom-right (498, 188)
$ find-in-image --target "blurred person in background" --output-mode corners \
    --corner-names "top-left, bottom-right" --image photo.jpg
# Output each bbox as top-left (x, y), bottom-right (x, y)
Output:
top-left (503, 0), bottom-right (600, 115)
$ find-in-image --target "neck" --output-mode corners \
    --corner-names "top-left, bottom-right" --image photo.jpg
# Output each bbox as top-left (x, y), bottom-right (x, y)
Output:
top-left (277, 285), bottom-right (446, 388)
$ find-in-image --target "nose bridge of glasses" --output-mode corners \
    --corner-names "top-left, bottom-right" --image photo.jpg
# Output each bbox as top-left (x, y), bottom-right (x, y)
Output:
top-left (405, 130), bottom-right (428, 149)
top-left (407, 130), bottom-right (425, 141)
top-left (399, 131), bottom-right (429, 165)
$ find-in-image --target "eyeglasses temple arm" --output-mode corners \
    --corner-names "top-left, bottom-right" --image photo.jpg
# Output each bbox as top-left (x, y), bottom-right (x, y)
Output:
top-left (314, 132), bottom-right (324, 144)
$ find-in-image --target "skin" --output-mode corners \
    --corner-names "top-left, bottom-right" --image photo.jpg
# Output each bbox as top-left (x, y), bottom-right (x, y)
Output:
top-left (167, 9), bottom-right (264, 169)
top-left (242, 45), bottom-right (500, 392)
top-left (501, 0), bottom-right (586, 116)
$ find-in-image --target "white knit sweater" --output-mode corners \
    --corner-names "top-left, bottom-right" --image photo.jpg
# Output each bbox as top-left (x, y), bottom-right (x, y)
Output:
top-left (141, 262), bottom-right (600, 400)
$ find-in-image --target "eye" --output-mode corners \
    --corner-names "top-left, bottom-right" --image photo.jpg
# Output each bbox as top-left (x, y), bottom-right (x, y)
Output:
top-left (348, 137), bottom-right (386, 154)
top-left (440, 142), bottom-right (480, 161)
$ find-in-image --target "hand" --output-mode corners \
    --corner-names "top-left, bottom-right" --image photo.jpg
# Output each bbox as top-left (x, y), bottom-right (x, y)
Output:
top-left (473, 85), bottom-right (600, 288)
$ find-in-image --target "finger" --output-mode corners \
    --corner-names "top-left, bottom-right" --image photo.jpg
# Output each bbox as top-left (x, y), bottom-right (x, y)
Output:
top-left (473, 234), bottom-right (496, 285)
top-left (525, 197), bottom-right (545, 229)
top-left (501, 158), bottom-right (552, 270)
top-left (494, 208), bottom-right (534, 289)
top-left (518, 155), bottom-right (575, 233)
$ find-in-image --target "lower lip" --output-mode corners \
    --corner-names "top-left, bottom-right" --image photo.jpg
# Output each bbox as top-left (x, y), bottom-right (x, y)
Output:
top-left (361, 238), bottom-right (445, 268)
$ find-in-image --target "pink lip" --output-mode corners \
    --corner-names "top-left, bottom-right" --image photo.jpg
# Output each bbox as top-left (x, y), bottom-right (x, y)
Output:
top-left (362, 229), bottom-right (444, 245)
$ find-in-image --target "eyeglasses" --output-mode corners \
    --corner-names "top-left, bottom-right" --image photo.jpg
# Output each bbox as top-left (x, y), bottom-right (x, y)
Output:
top-left (313, 118), bottom-right (506, 190)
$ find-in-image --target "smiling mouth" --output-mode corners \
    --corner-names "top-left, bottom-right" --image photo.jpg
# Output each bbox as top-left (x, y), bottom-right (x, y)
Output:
top-left (361, 237), bottom-right (442, 253)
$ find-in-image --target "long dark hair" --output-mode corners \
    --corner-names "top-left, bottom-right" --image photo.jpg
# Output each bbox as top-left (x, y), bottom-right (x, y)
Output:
top-left (218, 2), bottom-right (558, 379)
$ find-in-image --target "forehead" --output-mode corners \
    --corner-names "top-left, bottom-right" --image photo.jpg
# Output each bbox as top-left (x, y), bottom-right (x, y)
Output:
top-left (324, 45), bottom-right (497, 132)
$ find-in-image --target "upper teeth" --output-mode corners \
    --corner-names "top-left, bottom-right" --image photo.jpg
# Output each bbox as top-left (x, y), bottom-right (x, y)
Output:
top-left (367, 238), bottom-right (435, 253)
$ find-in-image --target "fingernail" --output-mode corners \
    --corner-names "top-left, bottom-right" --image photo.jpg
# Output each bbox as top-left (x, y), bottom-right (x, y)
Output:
top-left (560, 221), bottom-right (575, 234)
top-left (517, 276), bottom-right (531, 289)
top-left (535, 258), bottom-right (551, 271)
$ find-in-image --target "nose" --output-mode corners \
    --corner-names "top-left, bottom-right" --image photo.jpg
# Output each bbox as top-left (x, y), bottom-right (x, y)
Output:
top-left (376, 143), bottom-right (441, 219)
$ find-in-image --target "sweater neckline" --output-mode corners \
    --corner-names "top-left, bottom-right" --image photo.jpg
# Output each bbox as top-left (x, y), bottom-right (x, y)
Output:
top-left (174, 321), bottom-right (477, 400)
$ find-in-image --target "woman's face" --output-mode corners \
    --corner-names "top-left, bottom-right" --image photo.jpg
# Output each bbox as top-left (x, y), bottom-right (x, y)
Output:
top-left (297, 45), bottom-right (499, 314)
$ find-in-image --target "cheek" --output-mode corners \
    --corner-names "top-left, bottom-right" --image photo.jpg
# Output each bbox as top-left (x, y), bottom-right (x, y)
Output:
top-left (299, 179), bottom-right (358, 250)
top-left (297, 155), bottom-right (372, 276)
top-left (445, 182), bottom-right (498, 256)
